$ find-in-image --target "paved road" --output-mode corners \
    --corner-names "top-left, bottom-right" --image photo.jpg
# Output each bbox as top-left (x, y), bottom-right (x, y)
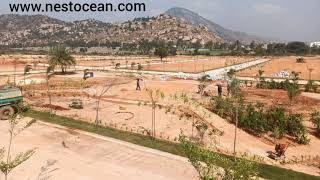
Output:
top-left (0, 119), bottom-right (197, 180)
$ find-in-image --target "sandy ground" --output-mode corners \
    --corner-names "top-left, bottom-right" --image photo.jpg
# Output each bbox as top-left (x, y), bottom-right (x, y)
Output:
top-left (302, 92), bottom-right (320, 100)
top-left (1, 61), bottom-right (320, 176)
top-left (237, 56), bottom-right (320, 80)
top-left (131, 57), bottom-right (253, 73)
top-left (0, 119), bottom-right (198, 180)
top-left (0, 54), bottom-right (226, 71)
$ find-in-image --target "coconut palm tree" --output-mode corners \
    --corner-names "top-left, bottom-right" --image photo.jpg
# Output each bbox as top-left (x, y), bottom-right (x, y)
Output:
top-left (49, 45), bottom-right (75, 73)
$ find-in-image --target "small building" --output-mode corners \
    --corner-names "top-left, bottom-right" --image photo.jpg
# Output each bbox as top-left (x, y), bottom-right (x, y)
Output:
top-left (310, 42), bottom-right (320, 47)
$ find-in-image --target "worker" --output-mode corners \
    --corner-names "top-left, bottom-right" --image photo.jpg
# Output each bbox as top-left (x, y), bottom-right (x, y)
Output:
top-left (136, 78), bottom-right (142, 91)
top-left (217, 84), bottom-right (222, 97)
top-left (275, 143), bottom-right (287, 157)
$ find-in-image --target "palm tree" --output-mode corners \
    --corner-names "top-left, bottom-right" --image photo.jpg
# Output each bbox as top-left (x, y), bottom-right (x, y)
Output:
top-left (49, 45), bottom-right (75, 73)
top-left (23, 65), bottom-right (32, 86)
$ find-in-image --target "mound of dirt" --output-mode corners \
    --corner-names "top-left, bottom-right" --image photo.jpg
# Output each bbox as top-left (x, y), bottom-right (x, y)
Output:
top-left (41, 104), bottom-right (70, 111)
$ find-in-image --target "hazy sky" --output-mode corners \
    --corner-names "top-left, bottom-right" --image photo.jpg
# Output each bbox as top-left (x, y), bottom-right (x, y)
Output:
top-left (1, 0), bottom-right (319, 42)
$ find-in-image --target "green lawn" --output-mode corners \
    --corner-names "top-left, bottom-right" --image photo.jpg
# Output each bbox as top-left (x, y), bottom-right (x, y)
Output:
top-left (25, 110), bottom-right (320, 180)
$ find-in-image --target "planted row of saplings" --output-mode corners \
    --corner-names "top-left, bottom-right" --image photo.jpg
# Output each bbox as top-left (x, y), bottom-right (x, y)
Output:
top-left (211, 97), bottom-right (310, 144)
top-left (256, 78), bottom-right (318, 93)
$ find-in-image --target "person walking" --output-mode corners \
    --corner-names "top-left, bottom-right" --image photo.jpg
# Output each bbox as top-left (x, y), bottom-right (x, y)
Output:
top-left (136, 78), bottom-right (142, 91)
top-left (217, 84), bottom-right (222, 97)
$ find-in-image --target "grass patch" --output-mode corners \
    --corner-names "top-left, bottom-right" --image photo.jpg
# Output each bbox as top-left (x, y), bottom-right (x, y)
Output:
top-left (25, 110), bottom-right (320, 180)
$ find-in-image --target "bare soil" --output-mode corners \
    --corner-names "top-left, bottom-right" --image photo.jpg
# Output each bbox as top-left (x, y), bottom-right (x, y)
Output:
top-left (237, 56), bottom-right (320, 80)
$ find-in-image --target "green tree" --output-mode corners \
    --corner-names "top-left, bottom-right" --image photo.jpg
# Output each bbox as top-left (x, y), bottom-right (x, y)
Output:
top-left (192, 40), bottom-right (202, 55)
top-left (49, 45), bottom-right (76, 73)
top-left (154, 46), bottom-right (169, 62)
top-left (286, 72), bottom-right (301, 105)
top-left (205, 41), bottom-right (214, 51)
top-left (229, 78), bottom-right (244, 162)
top-left (286, 41), bottom-right (308, 55)
top-left (146, 89), bottom-right (164, 138)
top-left (249, 41), bottom-right (256, 50)
top-left (0, 108), bottom-right (36, 180)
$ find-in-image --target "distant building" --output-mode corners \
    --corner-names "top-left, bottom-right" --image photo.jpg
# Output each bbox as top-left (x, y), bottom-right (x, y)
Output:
top-left (310, 42), bottom-right (320, 47)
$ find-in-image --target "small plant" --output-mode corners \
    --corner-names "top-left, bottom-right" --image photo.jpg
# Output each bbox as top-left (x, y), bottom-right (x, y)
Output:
top-left (195, 122), bottom-right (208, 143)
top-left (310, 111), bottom-right (320, 136)
top-left (137, 63), bottom-right (143, 70)
top-left (115, 63), bottom-right (121, 69)
top-left (296, 56), bottom-right (305, 63)
top-left (304, 80), bottom-right (317, 93)
top-left (286, 83), bottom-right (300, 104)
top-left (197, 74), bottom-right (211, 96)
top-left (0, 108), bottom-right (36, 180)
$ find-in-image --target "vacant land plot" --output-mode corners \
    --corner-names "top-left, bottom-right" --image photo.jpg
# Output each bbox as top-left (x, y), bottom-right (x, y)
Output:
top-left (132, 56), bottom-right (254, 73)
top-left (0, 120), bottom-right (197, 180)
top-left (237, 56), bottom-right (320, 80)
top-left (0, 54), bottom-right (223, 70)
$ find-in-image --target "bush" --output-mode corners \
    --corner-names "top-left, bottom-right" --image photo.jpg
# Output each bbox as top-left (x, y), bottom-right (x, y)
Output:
top-left (265, 106), bottom-right (287, 138)
top-left (211, 97), bottom-right (233, 118)
top-left (256, 79), bottom-right (288, 90)
top-left (296, 57), bottom-right (305, 63)
top-left (287, 114), bottom-right (309, 144)
top-left (310, 111), bottom-right (320, 136)
top-left (286, 83), bottom-right (300, 104)
top-left (211, 98), bottom-right (308, 144)
top-left (304, 80), bottom-right (318, 93)
top-left (241, 103), bottom-right (267, 136)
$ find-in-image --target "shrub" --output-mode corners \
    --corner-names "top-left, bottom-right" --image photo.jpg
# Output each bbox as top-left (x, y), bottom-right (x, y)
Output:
top-left (137, 64), bottom-right (143, 70)
top-left (286, 83), bottom-right (300, 104)
top-left (211, 97), bottom-right (233, 118)
top-left (265, 106), bottom-right (287, 138)
top-left (287, 114), bottom-right (309, 144)
top-left (211, 98), bottom-right (308, 144)
top-left (239, 104), bottom-right (266, 136)
top-left (304, 80), bottom-right (317, 92)
top-left (256, 79), bottom-right (288, 90)
top-left (296, 56), bottom-right (305, 63)
top-left (310, 111), bottom-right (320, 136)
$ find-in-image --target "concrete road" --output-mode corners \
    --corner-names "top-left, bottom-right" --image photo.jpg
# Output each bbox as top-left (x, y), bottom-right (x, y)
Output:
top-left (0, 119), bottom-right (198, 180)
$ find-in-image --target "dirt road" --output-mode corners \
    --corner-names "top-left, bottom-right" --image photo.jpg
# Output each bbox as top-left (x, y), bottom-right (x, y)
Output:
top-left (0, 119), bottom-right (197, 180)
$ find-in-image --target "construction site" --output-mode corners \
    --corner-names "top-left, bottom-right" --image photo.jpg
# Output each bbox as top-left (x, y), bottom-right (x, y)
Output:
top-left (0, 53), bottom-right (320, 179)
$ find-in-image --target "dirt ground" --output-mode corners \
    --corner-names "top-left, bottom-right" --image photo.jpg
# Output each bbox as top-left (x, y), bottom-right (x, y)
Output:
top-left (130, 56), bottom-right (254, 73)
top-left (0, 54), bottom-right (233, 71)
top-left (0, 54), bottom-right (257, 74)
top-left (237, 56), bottom-right (320, 80)
top-left (0, 119), bottom-right (197, 180)
top-left (1, 57), bottom-right (320, 176)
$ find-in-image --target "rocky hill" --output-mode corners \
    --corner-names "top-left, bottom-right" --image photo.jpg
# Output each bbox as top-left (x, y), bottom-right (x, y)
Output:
top-left (165, 7), bottom-right (266, 44)
top-left (0, 13), bottom-right (223, 47)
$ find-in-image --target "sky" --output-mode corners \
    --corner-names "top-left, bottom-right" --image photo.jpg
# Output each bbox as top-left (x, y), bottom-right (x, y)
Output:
top-left (1, 0), bottom-right (319, 42)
